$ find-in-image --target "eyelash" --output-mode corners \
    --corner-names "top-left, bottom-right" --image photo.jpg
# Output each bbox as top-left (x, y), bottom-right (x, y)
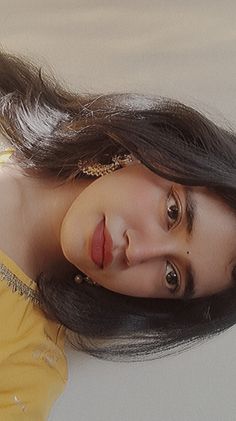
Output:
top-left (166, 188), bottom-right (182, 229)
top-left (164, 188), bottom-right (182, 294)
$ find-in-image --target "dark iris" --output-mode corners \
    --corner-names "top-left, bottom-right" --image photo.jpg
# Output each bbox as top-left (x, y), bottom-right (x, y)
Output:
top-left (167, 204), bottom-right (179, 221)
top-left (166, 270), bottom-right (178, 286)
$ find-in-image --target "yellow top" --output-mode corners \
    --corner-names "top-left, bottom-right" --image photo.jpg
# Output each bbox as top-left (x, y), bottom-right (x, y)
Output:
top-left (0, 149), bottom-right (68, 420)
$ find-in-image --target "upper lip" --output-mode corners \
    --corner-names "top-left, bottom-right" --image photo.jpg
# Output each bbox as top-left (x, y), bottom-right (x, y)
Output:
top-left (90, 218), bottom-right (105, 268)
top-left (90, 217), bottom-right (113, 269)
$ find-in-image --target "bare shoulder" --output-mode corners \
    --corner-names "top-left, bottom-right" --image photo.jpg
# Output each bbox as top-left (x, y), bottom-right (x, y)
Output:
top-left (0, 165), bottom-right (23, 253)
top-left (0, 164), bottom-right (22, 210)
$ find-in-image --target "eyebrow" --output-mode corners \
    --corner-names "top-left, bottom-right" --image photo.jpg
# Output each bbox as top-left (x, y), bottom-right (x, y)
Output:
top-left (185, 188), bottom-right (196, 237)
top-left (182, 188), bottom-right (197, 299)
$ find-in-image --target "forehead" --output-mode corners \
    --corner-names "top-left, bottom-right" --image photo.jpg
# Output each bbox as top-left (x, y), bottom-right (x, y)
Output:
top-left (190, 188), bottom-right (236, 297)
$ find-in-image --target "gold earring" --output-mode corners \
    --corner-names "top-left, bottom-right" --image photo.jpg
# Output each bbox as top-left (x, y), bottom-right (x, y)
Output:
top-left (78, 154), bottom-right (139, 177)
top-left (74, 274), bottom-right (97, 286)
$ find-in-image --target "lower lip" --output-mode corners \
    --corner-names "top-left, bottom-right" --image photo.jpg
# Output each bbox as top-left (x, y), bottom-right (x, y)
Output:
top-left (103, 225), bottom-right (113, 268)
top-left (91, 219), bottom-right (105, 268)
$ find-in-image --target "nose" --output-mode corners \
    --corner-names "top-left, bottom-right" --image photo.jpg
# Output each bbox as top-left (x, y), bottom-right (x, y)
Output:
top-left (125, 228), bottom-right (185, 266)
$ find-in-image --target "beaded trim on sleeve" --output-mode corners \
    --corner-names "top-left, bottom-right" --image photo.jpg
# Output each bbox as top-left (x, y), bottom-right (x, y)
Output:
top-left (0, 262), bottom-right (40, 305)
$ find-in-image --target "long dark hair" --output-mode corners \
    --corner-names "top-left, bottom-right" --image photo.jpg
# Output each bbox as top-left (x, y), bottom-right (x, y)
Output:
top-left (0, 50), bottom-right (235, 361)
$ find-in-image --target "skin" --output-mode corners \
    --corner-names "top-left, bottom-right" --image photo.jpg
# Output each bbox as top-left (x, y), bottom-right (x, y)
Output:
top-left (0, 160), bottom-right (235, 299)
top-left (60, 163), bottom-right (236, 299)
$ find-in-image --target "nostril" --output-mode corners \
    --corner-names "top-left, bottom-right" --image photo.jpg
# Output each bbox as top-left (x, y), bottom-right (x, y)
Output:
top-left (124, 231), bottom-right (131, 266)
top-left (125, 230), bottom-right (129, 246)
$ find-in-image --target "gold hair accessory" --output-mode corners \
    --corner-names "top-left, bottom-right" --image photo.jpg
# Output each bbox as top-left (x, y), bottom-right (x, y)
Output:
top-left (78, 154), bottom-right (138, 177)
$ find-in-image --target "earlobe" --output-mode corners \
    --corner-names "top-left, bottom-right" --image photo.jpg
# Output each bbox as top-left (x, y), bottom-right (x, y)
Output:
top-left (129, 154), bottom-right (141, 165)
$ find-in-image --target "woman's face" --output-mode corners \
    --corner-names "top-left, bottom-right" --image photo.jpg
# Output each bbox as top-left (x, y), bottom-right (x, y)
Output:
top-left (60, 163), bottom-right (236, 299)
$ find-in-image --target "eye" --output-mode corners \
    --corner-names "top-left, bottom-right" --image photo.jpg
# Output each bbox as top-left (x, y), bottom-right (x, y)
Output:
top-left (167, 189), bottom-right (181, 229)
top-left (165, 262), bottom-right (180, 294)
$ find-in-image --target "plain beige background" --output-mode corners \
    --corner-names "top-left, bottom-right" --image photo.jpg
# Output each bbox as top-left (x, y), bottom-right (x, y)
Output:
top-left (1, 1), bottom-right (236, 420)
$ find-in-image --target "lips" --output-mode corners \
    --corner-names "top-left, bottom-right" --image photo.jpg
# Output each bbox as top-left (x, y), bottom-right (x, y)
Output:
top-left (103, 223), bottom-right (113, 268)
top-left (91, 218), bottom-right (113, 268)
top-left (91, 219), bottom-right (105, 268)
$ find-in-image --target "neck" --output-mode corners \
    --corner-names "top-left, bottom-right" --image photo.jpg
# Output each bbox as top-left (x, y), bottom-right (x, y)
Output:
top-left (0, 164), bottom-right (92, 280)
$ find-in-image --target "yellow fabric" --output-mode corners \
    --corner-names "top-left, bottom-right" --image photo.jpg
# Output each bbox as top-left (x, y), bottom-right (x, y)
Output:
top-left (0, 147), bottom-right (15, 163)
top-left (0, 149), bottom-right (68, 420)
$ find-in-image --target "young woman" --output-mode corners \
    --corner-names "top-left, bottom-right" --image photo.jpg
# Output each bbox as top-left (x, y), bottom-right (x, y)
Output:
top-left (0, 50), bottom-right (235, 419)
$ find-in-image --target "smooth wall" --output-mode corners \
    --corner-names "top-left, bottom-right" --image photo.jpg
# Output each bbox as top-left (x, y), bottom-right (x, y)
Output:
top-left (1, 1), bottom-right (236, 420)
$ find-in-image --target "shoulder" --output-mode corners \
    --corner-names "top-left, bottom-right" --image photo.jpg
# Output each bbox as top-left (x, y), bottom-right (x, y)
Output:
top-left (0, 161), bottom-right (23, 211)
top-left (0, 165), bottom-right (23, 254)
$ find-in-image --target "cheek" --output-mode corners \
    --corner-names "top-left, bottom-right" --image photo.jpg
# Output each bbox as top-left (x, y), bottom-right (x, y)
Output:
top-left (91, 264), bottom-right (166, 298)
top-left (108, 178), bottom-right (161, 219)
